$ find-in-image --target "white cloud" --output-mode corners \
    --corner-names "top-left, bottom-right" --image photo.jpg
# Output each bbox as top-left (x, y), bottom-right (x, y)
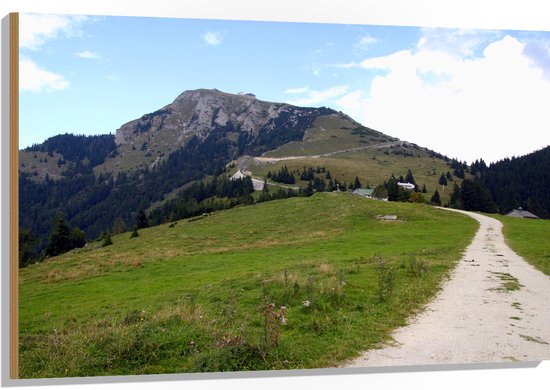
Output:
top-left (203, 31), bottom-right (222, 46)
top-left (285, 86), bottom-right (310, 94)
top-left (20, 13), bottom-right (91, 50)
top-left (75, 50), bottom-right (101, 60)
top-left (334, 34), bottom-right (550, 163)
top-left (75, 50), bottom-right (108, 64)
top-left (20, 58), bottom-right (69, 93)
top-left (417, 28), bottom-right (501, 57)
top-left (354, 34), bottom-right (378, 52)
top-left (312, 64), bottom-right (321, 77)
top-left (285, 85), bottom-right (348, 106)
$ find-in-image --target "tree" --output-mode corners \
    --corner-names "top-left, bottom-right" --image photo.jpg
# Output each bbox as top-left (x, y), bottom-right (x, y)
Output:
top-left (353, 176), bottom-right (362, 189)
top-left (130, 225), bottom-right (139, 238)
top-left (372, 184), bottom-right (388, 200)
top-left (449, 183), bottom-right (463, 209)
top-left (405, 169), bottom-right (416, 186)
top-left (421, 184), bottom-right (427, 193)
top-left (304, 181), bottom-right (314, 196)
top-left (439, 173), bottom-right (448, 186)
top-left (45, 214), bottom-right (73, 257)
top-left (69, 227), bottom-right (86, 249)
top-left (460, 179), bottom-right (498, 213)
top-left (258, 178), bottom-right (271, 202)
top-left (19, 228), bottom-right (38, 268)
top-left (327, 178), bottom-right (334, 191)
top-left (409, 192), bottom-right (426, 203)
top-left (385, 175), bottom-right (400, 201)
top-left (112, 217), bottom-right (126, 235)
top-left (430, 190), bottom-right (442, 206)
top-left (136, 209), bottom-right (149, 229)
top-left (102, 233), bottom-right (113, 247)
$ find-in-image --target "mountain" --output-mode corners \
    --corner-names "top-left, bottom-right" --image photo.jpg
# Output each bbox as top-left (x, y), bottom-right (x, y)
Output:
top-left (18, 88), bottom-right (466, 264)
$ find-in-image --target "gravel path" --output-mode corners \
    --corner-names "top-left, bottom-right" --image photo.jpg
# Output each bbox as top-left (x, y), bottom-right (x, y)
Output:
top-left (343, 209), bottom-right (550, 367)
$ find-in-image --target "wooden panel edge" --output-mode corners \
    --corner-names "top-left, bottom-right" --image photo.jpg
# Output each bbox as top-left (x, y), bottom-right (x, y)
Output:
top-left (9, 11), bottom-right (19, 380)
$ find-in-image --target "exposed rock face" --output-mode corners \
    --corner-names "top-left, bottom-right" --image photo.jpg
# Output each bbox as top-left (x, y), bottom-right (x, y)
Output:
top-left (115, 88), bottom-right (331, 147)
top-left (109, 88), bottom-right (337, 172)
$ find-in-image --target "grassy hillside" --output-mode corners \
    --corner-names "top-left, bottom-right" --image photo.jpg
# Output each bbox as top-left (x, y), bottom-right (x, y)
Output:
top-left (246, 147), bottom-right (465, 205)
top-left (492, 215), bottom-right (550, 276)
top-left (19, 193), bottom-right (477, 378)
top-left (263, 115), bottom-right (395, 157)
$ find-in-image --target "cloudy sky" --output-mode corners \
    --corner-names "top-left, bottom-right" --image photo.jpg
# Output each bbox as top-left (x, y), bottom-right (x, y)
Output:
top-left (19, 13), bottom-right (550, 163)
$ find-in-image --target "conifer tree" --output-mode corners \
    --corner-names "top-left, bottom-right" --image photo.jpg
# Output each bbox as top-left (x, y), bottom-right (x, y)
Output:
top-left (353, 176), bottom-right (362, 189)
top-left (430, 190), bottom-right (442, 206)
top-left (130, 225), bottom-right (139, 238)
top-left (45, 214), bottom-right (73, 257)
top-left (102, 232), bottom-right (113, 247)
top-left (405, 169), bottom-right (416, 185)
top-left (136, 209), bottom-right (149, 229)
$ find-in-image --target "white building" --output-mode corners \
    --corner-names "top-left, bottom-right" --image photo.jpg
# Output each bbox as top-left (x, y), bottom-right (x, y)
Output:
top-left (397, 182), bottom-right (415, 190)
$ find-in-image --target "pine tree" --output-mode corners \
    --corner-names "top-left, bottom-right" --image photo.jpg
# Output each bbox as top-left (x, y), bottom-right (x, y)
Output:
top-left (327, 178), bottom-right (334, 191)
top-left (19, 228), bottom-right (38, 268)
top-left (460, 179), bottom-right (497, 213)
top-left (449, 182), bottom-right (463, 209)
top-left (405, 169), bottom-right (416, 185)
top-left (45, 214), bottom-right (73, 257)
top-left (130, 225), bottom-right (139, 239)
top-left (385, 175), bottom-right (400, 201)
top-left (430, 190), bottom-right (442, 206)
top-left (136, 209), bottom-right (149, 229)
top-left (102, 232), bottom-right (113, 247)
top-left (353, 176), bottom-right (362, 189)
top-left (421, 184), bottom-right (427, 193)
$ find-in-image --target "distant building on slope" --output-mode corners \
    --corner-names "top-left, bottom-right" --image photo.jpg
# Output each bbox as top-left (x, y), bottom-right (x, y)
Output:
top-left (504, 207), bottom-right (540, 219)
top-left (397, 182), bottom-right (415, 190)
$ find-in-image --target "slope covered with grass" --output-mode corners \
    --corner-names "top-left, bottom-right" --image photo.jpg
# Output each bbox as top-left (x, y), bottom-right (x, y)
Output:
top-left (19, 193), bottom-right (477, 378)
top-left (492, 215), bottom-right (550, 276)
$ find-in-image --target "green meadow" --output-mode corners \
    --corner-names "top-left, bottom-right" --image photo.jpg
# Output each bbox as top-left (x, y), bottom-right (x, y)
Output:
top-left (19, 193), bottom-right (477, 378)
top-left (493, 215), bottom-right (550, 276)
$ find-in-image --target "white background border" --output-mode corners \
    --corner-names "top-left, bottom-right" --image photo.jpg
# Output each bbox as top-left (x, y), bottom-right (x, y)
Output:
top-left (1, 1), bottom-right (549, 389)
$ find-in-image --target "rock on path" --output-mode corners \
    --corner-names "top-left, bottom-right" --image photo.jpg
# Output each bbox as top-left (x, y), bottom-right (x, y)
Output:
top-left (343, 209), bottom-right (550, 367)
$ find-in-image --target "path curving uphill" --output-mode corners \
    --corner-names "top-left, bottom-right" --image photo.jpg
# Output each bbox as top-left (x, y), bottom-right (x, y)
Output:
top-left (344, 209), bottom-right (550, 367)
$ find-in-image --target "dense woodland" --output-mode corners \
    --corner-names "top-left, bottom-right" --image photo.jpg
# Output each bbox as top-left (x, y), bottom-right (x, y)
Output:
top-left (475, 146), bottom-right (550, 219)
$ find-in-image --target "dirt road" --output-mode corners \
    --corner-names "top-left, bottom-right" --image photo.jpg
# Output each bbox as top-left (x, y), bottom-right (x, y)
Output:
top-left (343, 209), bottom-right (550, 367)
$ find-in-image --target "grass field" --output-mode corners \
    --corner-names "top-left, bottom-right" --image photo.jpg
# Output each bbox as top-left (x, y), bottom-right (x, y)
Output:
top-left (246, 148), bottom-right (463, 205)
top-left (492, 215), bottom-right (550, 276)
top-left (19, 193), bottom-right (477, 378)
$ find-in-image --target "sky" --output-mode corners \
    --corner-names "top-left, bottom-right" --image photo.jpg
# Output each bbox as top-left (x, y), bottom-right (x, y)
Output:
top-left (19, 13), bottom-right (550, 164)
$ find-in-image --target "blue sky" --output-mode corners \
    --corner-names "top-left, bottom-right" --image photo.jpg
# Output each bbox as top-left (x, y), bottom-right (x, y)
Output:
top-left (19, 13), bottom-right (550, 163)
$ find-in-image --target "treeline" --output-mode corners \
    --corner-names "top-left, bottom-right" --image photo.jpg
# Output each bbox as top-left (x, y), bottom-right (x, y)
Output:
top-left (374, 168), bottom-right (499, 214)
top-left (148, 176), bottom-right (256, 225)
top-left (26, 133), bottom-right (117, 167)
top-left (266, 165), bottom-right (363, 192)
top-left (475, 147), bottom-right (550, 218)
